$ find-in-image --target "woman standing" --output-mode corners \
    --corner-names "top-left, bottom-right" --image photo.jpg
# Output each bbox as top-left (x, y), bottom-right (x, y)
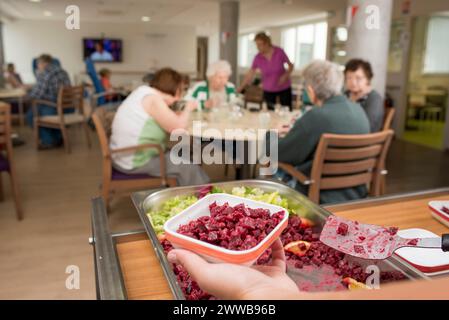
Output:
top-left (344, 59), bottom-right (384, 133)
top-left (238, 32), bottom-right (294, 110)
top-left (110, 68), bottom-right (210, 186)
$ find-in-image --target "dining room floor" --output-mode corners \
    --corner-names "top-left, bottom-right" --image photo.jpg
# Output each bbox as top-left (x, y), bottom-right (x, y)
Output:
top-left (0, 126), bottom-right (448, 299)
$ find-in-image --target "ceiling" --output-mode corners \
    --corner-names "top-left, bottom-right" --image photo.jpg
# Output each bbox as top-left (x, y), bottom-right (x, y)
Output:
top-left (0, 0), bottom-right (346, 34)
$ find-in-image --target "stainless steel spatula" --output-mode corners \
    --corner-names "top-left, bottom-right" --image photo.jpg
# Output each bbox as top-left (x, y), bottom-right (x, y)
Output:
top-left (319, 215), bottom-right (449, 260)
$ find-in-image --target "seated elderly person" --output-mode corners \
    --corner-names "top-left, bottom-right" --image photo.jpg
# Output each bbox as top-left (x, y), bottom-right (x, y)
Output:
top-left (110, 68), bottom-right (210, 186)
top-left (185, 60), bottom-right (236, 109)
top-left (4, 63), bottom-right (23, 89)
top-left (27, 54), bottom-right (72, 149)
top-left (274, 60), bottom-right (370, 204)
top-left (344, 59), bottom-right (384, 133)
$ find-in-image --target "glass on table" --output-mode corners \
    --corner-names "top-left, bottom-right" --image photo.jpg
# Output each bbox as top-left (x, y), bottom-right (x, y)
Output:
top-left (278, 106), bottom-right (292, 126)
top-left (258, 111), bottom-right (271, 128)
top-left (229, 104), bottom-right (244, 121)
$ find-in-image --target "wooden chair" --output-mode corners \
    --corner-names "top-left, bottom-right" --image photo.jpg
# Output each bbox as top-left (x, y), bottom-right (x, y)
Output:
top-left (33, 85), bottom-right (91, 153)
top-left (91, 108), bottom-right (177, 209)
top-left (379, 108), bottom-right (396, 195)
top-left (278, 130), bottom-right (394, 204)
top-left (244, 85), bottom-right (264, 110)
top-left (0, 102), bottom-right (23, 220)
top-left (383, 107), bottom-right (395, 131)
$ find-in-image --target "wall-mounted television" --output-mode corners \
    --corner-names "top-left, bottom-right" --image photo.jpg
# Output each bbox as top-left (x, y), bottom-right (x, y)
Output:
top-left (83, 38), bottom-right (122, 62)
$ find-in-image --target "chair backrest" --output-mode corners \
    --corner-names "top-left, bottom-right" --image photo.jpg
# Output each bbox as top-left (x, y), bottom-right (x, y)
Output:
top-left (408, 94), bottom-right (426, 106)
top-left (57, 85), bottom-right (85, 114)
top-left (244, 85), bottom-right (264, 108)
top-left (426, 87), bottom-right (448, 106)
top-left (0, 102), bottom-right (11, 141)
top-left (383, 107), bottom-right (395, 131)
top-left (308, 130), bottom-right (394, 203)
top-left (92, 108), bottom-right (115, 157)
top-left (0, 102), bottom-right (12, 154)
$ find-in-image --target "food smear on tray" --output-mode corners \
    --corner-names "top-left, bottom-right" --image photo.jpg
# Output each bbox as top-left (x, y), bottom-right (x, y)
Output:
top-left (442, 206), bottom-right (449, 215)
top-left (176, 202), bottom-right (285, 251)
top-left (149, 185), bottom-right (407, 300)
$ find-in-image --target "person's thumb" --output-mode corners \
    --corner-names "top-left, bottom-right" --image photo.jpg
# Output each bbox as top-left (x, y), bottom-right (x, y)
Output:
top-left (167, 249), bottom-right (210, 281)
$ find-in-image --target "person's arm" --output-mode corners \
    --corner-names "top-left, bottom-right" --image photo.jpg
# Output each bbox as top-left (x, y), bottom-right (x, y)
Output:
top-left (28, 73), bottom-right (48, 100)
top-left (277, 111), bottom-right (320, 165)
top-left (168, 239), bottom-right (300, 300)
top-left (278, 50), bottom-right (294, 86)
top-left (364, 91), bottom-right (384, 132)
top-left (184, 84), bottom-right (206, 110)
top-left (238, 68), bottom-right (257, 93)
top-left (143, 94), bottom-right (197, 133)
top-left (6, 74), bottom-right (21, 88)
top-left (168, 243), bottom-right (449, 300)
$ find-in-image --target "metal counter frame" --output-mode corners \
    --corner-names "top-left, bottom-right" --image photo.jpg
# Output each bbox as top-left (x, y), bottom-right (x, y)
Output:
top-left (90, 184), bottom-right (447, 300)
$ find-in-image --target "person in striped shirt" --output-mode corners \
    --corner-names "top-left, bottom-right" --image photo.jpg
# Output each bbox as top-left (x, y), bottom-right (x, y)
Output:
top-left (185, 60), bottom-right (236, 109)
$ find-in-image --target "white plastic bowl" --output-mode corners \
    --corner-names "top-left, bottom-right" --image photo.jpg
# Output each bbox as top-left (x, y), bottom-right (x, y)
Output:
top-left (163, 193), bottom-right (289, 266)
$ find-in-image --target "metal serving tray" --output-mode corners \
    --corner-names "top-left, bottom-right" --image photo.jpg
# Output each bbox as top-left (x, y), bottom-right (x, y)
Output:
top-left (131, 179), bottom-right (429, 300)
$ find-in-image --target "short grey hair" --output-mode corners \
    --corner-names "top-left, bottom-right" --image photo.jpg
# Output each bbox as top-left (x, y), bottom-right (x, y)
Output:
top-left (301, 60), bottom-right (343, 101)
top-left (206, 60), bottom-right (232, 78)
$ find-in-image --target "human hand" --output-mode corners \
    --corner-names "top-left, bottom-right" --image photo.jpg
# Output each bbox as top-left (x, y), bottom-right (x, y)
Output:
top-left (185, 100), bottom-right (199, 112)
top-left (204, 99), bottom-right (214, 109)
top-left (167, 239), bottom-right (299, 300)
top-left (277, 73), bottom-right (289, 86)
top-left (277, 124), bottom-right (292, 138)
top-left (237, 85), bottom-right (247, 94)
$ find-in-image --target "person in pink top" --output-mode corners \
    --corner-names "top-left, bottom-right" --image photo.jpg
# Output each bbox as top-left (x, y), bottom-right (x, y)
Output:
top-left (238, 32), bottom-right (294, 110)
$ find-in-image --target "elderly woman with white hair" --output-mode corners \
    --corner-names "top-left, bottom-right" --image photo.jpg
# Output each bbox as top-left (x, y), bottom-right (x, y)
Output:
top-left (274, 60), bottom-right (370, 204)
top-left (186, 60), bottom-right (236, 109)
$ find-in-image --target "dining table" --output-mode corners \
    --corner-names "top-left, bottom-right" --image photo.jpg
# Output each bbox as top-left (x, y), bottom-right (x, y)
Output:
top-left (0, 87), bottom-right (27, 126)
top-left (186, 106), bottom-right (301, 179)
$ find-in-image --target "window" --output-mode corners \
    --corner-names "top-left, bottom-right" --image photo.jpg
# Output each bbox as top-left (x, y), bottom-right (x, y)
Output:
top-left (238, 33), bottom-right (258, 68)
top-left (281, 21), bottom-right (328, 68)
top-left (423, 16), bottom-right (449, 74)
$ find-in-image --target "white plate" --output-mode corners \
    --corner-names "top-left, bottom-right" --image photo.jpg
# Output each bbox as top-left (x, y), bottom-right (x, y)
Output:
top-left (428, 201), bottom-right (449, 228)
top-left (395, 228), bottom-right (449, 274)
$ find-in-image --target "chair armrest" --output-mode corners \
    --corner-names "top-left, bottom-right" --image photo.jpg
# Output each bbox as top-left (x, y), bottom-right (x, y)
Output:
top-left (110, 143), bottom-right (164, 155)
top-left (110, 144), bottom-right (169, 185)
top-left (92, 90), bottom-right (128, 100)
top-left (278, 162), bottom-right (314, 185)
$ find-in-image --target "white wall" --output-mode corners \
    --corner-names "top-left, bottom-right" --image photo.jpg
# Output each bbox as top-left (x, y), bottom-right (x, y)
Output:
top-left (3, 19), bottom-right (196, 85)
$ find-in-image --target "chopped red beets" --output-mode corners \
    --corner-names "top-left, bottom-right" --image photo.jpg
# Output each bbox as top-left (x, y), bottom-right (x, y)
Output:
top-left (337, 223), bottom-right (349, 236)
top-left (407, 239), bottom-right (418, 246)
top-left (162, 214), bottom-right (406, 300)
top-left (387, 227), bottom-right (399, 236)
top-left (354, 245), bottom-right (365, 254)
top-left (176, 202), bottom-right (284, 251)
top-left (442, 206), bottom-right (449, 215)
top-left (197, 185), bottom-right (213, 199)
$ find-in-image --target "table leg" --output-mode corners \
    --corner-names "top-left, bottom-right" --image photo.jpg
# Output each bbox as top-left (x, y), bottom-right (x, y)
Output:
top-left (18, 96), bottom-right (24, 126)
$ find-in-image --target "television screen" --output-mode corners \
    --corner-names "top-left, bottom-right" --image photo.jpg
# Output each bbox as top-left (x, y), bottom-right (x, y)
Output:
top-left (83, 38), bottom-right (122, 62)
